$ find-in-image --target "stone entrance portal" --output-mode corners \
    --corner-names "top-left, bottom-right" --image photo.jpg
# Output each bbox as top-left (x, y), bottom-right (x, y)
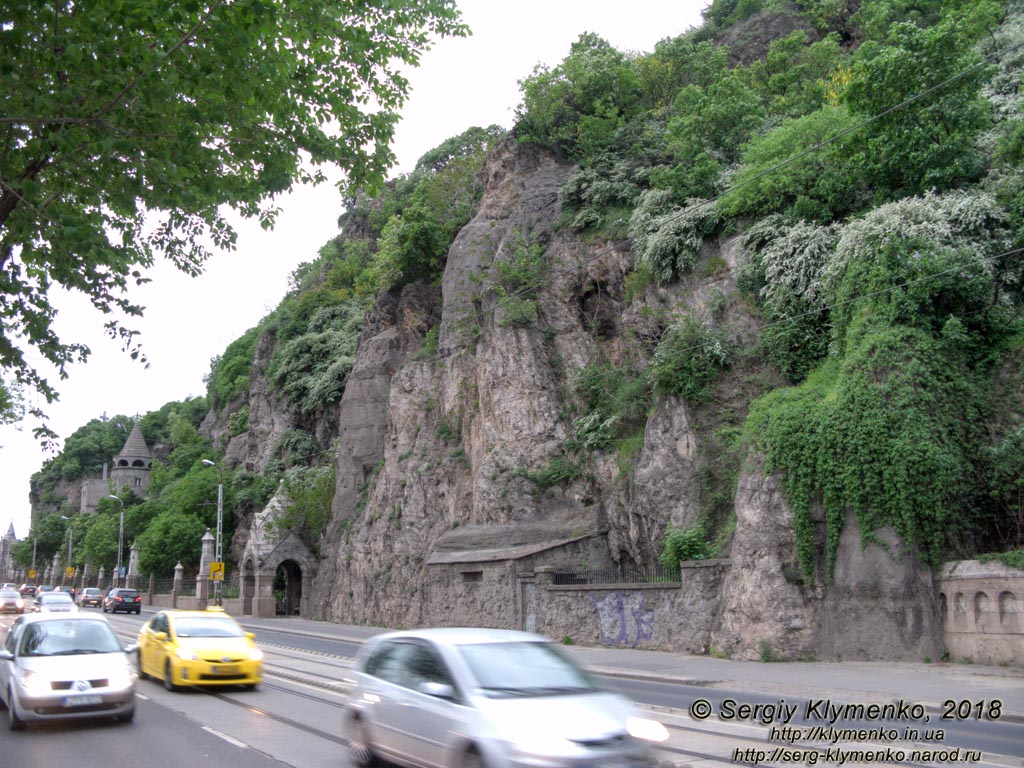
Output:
top-left (239, 487), bottom-right (317, 618)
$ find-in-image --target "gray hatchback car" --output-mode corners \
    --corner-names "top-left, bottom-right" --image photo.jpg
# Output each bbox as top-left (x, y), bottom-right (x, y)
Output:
top-left (345, 627), bottom-right (666, 768)
top-left (0, 613), bottom-right (137, 729)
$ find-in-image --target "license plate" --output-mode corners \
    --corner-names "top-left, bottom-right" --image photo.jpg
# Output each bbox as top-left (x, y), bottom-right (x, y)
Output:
top-left (62, 695), bottom-right (103, 707)
top-left (210, 665), bottom-right (239, 675)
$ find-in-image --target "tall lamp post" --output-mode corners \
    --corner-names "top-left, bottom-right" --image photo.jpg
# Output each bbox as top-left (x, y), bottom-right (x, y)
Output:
top-left (109, 495), bottom-right (125, 588)
top-left (59, 515), bottom-right (73, 587)
top-left (202, 460), bottom-right (224, 606)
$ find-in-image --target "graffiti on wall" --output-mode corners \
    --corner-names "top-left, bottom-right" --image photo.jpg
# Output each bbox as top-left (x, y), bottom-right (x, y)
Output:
top-left (590, 591), bottom-right (654, 648)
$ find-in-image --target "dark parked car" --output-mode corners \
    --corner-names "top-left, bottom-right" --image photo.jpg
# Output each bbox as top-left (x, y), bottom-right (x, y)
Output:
top-left (77, 588), bottom-right (104, 608)
top-left (18, 584), bottom-right (37, 598)
top-left (0, 590), bottom-right (26, 615)
top-left (103, 588), bottom-right (141, 615)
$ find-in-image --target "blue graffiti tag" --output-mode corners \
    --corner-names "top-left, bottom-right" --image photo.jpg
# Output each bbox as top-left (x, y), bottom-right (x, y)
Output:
top-left (589, 592), bottom-right (654, 648)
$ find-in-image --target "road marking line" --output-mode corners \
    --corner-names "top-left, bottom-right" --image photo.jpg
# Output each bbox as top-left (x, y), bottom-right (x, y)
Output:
top-left (202, 725), bottom-right (249, 748)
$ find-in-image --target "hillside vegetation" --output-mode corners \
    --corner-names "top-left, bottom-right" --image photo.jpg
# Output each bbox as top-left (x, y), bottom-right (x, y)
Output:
top-left (24, 0), bottom-right (1024, 580)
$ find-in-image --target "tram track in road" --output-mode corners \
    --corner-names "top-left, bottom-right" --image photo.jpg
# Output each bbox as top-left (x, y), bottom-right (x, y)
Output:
top-left (204, 685), bottom-right (352, 748)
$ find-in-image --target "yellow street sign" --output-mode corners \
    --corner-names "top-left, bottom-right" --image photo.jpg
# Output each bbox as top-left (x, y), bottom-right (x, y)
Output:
top-left (28, 569), bottom-right (36, 579)
top-left (210, 561), bottom-right (225, 582)
top-left (65, 566), bottom-right (75, 578)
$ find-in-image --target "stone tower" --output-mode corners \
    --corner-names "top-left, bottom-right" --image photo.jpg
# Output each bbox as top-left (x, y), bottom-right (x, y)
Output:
top-left (0, 522), bottom-right (14, 582)
top-left (108, 423), bottom-right (152, 496)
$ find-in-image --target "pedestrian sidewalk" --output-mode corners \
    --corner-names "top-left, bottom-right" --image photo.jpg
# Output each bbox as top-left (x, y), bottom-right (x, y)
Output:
top-left (238, 615), bottom-right (1024, 721)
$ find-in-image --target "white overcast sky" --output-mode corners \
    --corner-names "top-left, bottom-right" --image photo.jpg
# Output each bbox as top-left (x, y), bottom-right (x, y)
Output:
top-left (1, 1), bottom-right (708, 539)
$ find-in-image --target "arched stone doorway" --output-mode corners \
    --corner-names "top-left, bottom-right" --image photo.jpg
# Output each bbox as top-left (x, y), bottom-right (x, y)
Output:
top-left (274, 560), bottom-right (303, 615)
top-left (239, 486), bottom-right (317, 618)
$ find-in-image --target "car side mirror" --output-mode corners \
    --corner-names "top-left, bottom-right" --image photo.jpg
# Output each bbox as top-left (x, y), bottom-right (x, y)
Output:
top-left (123, 643), bottom-right (139, 655)
top-left (245, 632), bottom-right (256, 641)
top-left (153, 632), bottom-right (168, 642)
top-left (0, 649), bottom-right (13, 662)
top-left (417, 681), bottom-right (455, 700)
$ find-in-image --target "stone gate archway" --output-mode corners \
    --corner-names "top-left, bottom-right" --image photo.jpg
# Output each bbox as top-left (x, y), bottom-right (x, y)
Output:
top-left (240, 487), bottom-right (317, 618)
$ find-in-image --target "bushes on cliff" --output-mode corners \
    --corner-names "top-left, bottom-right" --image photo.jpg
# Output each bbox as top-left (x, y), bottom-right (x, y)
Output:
top-left (747, 189), bottom-right (1019, 578)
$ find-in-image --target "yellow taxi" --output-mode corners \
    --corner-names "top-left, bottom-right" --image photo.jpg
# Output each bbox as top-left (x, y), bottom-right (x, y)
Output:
top-left (136, 607), bottom-right (263, 691)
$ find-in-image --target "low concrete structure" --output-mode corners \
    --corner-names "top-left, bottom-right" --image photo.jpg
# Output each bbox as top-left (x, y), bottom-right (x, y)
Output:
top-left (938, 559), bottom-right (1023, 667)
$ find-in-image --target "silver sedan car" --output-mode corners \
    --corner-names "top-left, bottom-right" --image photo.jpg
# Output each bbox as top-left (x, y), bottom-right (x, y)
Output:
top-left (345, 627), bottom-right (667, 768)
top-left (0, 613), bottom-right (137, 730)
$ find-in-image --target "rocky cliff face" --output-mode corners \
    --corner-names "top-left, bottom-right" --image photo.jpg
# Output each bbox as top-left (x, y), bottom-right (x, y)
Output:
top-left (225, 137), bottom-right (941, 660)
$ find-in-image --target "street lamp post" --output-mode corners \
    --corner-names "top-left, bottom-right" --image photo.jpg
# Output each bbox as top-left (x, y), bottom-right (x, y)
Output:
top-left (109, 495), bottom-right (125, 588)
top-left (202, 460), bottom-right (224, 606)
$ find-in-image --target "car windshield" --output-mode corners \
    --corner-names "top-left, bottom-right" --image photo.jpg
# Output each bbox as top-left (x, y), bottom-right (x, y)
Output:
top-left (173, 616), bottom-right (245, 638)
top-left (456, 641), bottom-right (599, 698)
top-left (41, 593), bottom-right (74, 603)
top-left (0, 591), bottom-right (19, 598)
top-left (20, 620), bottom-right (122, 656)
top-left (84, 589), bottom-right (101, 595)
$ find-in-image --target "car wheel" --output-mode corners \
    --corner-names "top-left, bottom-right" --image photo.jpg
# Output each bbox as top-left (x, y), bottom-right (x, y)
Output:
top-left (7, 688), bottom-right (25, 731)
top-left (163, 661), bottom-right (179, 692)
top-left (115, 705), bottom-right (135, 723)
top-left (137, 651), bottom-right (149, 680)
top-left (135, 609), bottom-right (141, 614)
top-left (462, 748), bottom-right (486, 768)
top-left (348, 716), bottom-right (379, 767)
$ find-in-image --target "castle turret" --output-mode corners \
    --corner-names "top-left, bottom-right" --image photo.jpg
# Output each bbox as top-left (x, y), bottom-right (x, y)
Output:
top-left (108, 423), bottom-right (152, 496)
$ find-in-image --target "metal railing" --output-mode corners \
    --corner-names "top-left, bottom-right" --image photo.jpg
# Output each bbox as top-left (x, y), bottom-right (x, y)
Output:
top-left (152, 578), bottom-right (176, 595)
top-left (552, 565), bottom-right (681, 586)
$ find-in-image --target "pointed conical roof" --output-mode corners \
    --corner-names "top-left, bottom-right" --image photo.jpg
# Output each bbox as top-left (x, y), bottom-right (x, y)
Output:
top-left (116, 423), bottom-right (151, 463)
top-left (5, 522), bottom-right (14, 540)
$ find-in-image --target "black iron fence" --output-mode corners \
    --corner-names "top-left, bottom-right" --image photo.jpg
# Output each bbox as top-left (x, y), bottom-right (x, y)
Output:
top-left (552, 565), bottom-right (681, 585)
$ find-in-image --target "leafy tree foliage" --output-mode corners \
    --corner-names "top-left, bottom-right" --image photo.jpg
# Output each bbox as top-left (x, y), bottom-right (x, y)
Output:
top-left (268, 465), bottom-right (336, 557)
top-left (207, 328), bottom-right (260, 412)
top-left (649, 317), bottom-right (735, 403)
top-left (842, 17), bottom-right (995, 201)
top-left (0, 0), bottom-right (467, 431)
top-left (136, 511), bottom-right (207, 577)
top-left (516, 33), bottom-right (642, 161)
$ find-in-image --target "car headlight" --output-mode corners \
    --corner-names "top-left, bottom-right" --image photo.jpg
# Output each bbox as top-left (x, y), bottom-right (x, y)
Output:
top-left (19, 669), bottom-right (52, 696)
top-left (248, 648), bottom-right (264, 662)
top-left (175, 647), bottom-right (198, 661)
top-left (626, 715), bottom-right (669, 743)
top-left (109, 664), bottom-right (135, 689)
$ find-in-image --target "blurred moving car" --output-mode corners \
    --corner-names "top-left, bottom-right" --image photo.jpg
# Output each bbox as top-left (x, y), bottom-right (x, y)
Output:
top-left (36, 585), bottom-right (55, 594)
top-left (18, 585), bottom-right (36, 598)
top-left (136, 608), bottom-right (262, 691)
top-left (30, 592), bottom-right (76, 614)
top-left (102, 588), bottom-right (141, 615)
top-left (0, 613), bottom-right (137, 730)
top-left (345, 628), bottom-right (667, 768)
top-left (1, 583), bottom-right (16, 591)
top-left (77, 588), bottom-right (104, 608)
top-left (0, 590), bottom-right (25, 615)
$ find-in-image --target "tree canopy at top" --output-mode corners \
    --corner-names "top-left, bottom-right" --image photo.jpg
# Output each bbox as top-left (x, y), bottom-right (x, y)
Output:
top-left (0, 0), bottom-right (467, 436)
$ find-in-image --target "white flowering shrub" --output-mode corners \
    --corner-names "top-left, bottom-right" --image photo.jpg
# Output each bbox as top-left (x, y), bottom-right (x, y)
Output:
top-left (628, 190), bottom-right (721, 283)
